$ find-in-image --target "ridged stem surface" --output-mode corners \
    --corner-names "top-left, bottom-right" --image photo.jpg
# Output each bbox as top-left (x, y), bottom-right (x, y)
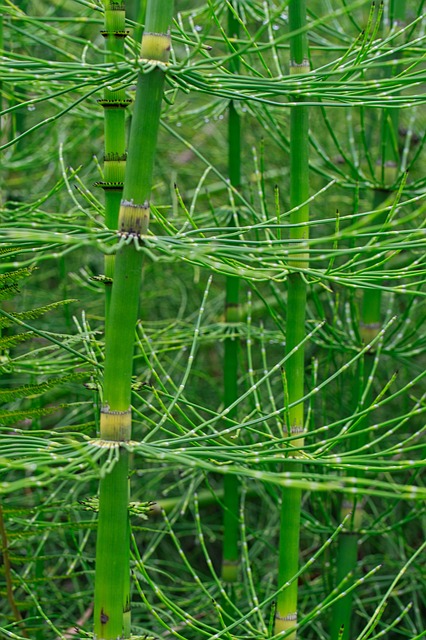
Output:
top-left (99, 1), bottom-right (129, 326)
top-left (99, 6), bottom-right (131, 629)
top-left (94, 449), bottom-right (129, 640)
top-left (274, 1), bottom-right (309, 637)
top-left (93, 3), bottom-right (173, 638)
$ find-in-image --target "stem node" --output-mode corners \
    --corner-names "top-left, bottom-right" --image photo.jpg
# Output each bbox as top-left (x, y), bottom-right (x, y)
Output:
top-left (118, 200), bottom-right (150, 237)
top-left (100, 406), bottom-right (132, 441)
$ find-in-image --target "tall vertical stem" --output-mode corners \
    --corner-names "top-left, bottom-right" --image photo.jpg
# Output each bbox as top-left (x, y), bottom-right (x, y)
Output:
top-left (97, 1), bottom-right (131, 328)
top-left (93, 3), bottom-right (174, 638)
top-left (221, 0), bottom-right (241, 585)
top-left (330, 6), bottom-right (405, 639)
top-left (274, 1), bottom-right (309, 637)
top-left (96, 4), bottom-right (131, 635)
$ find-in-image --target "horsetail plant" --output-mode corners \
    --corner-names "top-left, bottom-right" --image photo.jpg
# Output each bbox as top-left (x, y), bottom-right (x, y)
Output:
top-left (331, 5), bottom-right (407, 638)
top-left (274, 0), bottom-right (310, 636)
top-left (221, 0), bottom-right (242, 587)
top-left (96, 13), bottom-right (131, 618)
top-left (93, 2), bottom-right (174, 638)
top-left (1, 2), bottom-right (426, 639)
top-left (96, 0), bottom-right (131, 326)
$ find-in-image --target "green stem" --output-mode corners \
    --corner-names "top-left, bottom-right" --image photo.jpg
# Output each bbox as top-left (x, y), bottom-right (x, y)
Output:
top-left (94, 450), bottom-right (129, 640)
top-left (221, 1), bottom-right (241, 585)
top-left (274, 1), bottom-right (309, 637)
top-left (389, 0), bottom-right (407, 27)
top-left (331, 9), bottom-right (406, 638)
top-left (97, 1), bottom-right (130, 329)
top-left (330, 360), bottom-right (369, 640)
top-left (93, 3), bottom-right (173, 638)
top-left (97, 7), bottom-right (131, 625)
top-left (330, 526), bottom-right (359, 640)
top-left (131, 0), bottom-right (147, 51)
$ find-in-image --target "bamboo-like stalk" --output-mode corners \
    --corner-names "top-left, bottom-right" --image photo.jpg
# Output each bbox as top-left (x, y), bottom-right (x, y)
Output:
top-left (330, 5), bottom-right (405, 638)
top-left (93, 3), bottom-right (173, 638)
top-left (96, 1), bottom-right (131, 327)
top-left (96, 3), bottom-right (132, 634)
top-left (274, 1), bottom-right (309, 637)
top-left (221, 0), bottom-right (241, 586)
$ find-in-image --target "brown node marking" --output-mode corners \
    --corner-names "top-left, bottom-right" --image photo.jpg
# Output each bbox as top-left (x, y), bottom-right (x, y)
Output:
top-left (94, 181), bottom-right (124, 191)
top-left (100, 30), bottom-right (130, 38)
top-left (101, 406), bottom-right (131, 416)
top-left (124, 596), bottom-right (131, 613)
top-left (107, 2), bottom-right (126, 10)
top-left (100, 608), bottom-right (109, 624)
top-left (97, 99), bottom-right (133, 109)
top-left (118, 199), bottom-right (150, 237)
top-left (289, 58), bottom-right (310, 69)
top-left (104, 153), bottom-right (127, 162)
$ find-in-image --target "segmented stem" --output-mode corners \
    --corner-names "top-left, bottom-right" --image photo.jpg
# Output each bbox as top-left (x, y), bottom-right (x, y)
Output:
top-left (93, 3), bottom-right (173, 638)
top-left (96, 1), bottom-right (131, 327)
top-left (275, 0), bottom-right (309, 636)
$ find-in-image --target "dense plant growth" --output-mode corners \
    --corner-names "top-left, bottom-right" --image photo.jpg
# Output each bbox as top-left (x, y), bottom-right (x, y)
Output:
top-left (0, 1), bottom-right (425, 639)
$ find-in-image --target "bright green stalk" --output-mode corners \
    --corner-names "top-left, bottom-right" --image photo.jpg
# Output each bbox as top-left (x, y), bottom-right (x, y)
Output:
top-left (274, 1), bottom-right (309, 637)
top-left (93, 3), bottom-right (173, 638)
top-left (331, 8), bottom-right (405, 639)
top-left (102, 0), bottom-right (172, 421)
top-left (97, 4), bottom-right (131, 633)
top-left (97, 1), bottom-right (130, 327)
top-left (221, 0), bottom-right (241, 586)
top-left (94, 450), bottom-right (129, 640)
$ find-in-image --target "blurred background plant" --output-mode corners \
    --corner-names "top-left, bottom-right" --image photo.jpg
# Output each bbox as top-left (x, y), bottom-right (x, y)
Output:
top-left (0, 0), bottom-right (425, 638)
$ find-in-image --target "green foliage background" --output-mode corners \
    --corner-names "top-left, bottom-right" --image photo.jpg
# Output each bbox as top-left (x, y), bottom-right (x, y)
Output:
top-left (0, 0), bottom-right (425, 638)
